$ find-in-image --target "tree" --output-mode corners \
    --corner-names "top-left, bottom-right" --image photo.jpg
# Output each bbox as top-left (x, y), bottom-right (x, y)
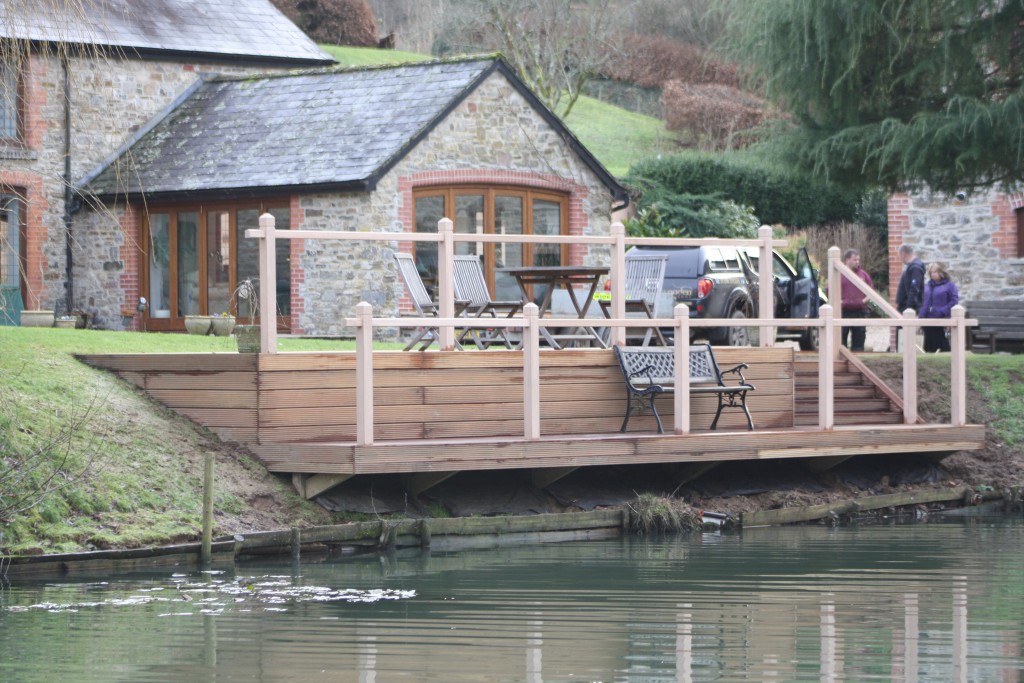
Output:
top-left (441, 0), bottom-right (626, 118)
top-left (720, 0), bottom-right (1024, 194)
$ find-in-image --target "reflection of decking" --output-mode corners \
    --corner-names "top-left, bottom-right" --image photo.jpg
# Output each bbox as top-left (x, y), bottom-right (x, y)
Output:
top-left (80, 348), bottom-right (985, 498)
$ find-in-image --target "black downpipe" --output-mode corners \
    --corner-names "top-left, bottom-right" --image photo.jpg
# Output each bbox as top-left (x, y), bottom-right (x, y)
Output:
top-left (62, 57), bottom-right (73, 316)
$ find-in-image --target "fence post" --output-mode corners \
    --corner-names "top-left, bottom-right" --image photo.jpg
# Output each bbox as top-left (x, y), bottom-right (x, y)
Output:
top-left (902, 309), bottom-right (918, 424)
top-left (437, 218), bottom-right (456, 350)
top-left (950, 305), bottom-right (966, 426)
top-left (674, 304), bottom-right (690, 435)
top-left (827, 246), bottom-right (841, 360)
top-left (355, 302), bottom-right (374, 446)
top-left (818, 304), bottom-right (835, 430)
top-left (258, 212), bottom-right (278, 354)
top-left (758, 225), bottom-right (774, 347)
top-left (610, 222), bottom-right (626, 347)
top-left (523, 303), bottom-right (541, 440)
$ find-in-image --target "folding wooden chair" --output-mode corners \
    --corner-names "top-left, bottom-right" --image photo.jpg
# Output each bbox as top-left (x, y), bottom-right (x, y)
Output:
top-left (601, 254), bottom-right (668, 346)
top-left (394, 253), bottom-right (468, 351)
top-left (452, 255), bottom-right (523, 349)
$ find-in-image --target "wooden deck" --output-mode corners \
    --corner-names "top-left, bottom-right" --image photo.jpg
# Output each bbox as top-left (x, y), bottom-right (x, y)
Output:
top-left (79, 348), bottom-right (986, 498)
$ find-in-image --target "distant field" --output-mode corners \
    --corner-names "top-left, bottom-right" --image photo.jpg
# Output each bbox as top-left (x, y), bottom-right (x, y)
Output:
top-left (318, 45), bottom-right (678, 177)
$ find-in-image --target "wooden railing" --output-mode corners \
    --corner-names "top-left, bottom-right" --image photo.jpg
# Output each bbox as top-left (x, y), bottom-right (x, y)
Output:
top-left (245, 213), bottom-right (975, 446)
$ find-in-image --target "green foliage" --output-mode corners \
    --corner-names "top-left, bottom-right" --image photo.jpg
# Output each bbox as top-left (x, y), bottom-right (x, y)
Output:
top-left (720, 0), bottom-right (1024, 193)
top-left (625, 151), bottom-right (864, 228)
top-left (624, 191), bottom-right (759, 239)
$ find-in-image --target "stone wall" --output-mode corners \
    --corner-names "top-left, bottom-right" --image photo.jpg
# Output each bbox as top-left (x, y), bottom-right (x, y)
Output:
top-left (1, 50), bottom-right (294, 320)
top-left (888, 188), bottom-right (1024, 303)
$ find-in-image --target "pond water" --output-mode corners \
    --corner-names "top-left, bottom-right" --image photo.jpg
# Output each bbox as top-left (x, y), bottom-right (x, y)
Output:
top-left (1, 518), bottom-right (1022, 682)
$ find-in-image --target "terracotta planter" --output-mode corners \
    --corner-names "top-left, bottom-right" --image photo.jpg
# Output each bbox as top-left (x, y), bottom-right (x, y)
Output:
top-left (211, 316), bottom-right (236, 337)
top-left (184, 315), bottom-right (214, 335)
top-left (20, 310), bottom-right (54, 327)
top-left (235, 324), bottom-right (261, 353)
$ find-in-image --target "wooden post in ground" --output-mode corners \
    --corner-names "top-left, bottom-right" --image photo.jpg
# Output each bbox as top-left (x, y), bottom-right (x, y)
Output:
top-left (355, 302), bottom-right (374, 446)
top-left (437, 218), bottom-right (455, 350)
top-left (818, 304), bottom-right (835, 430)
top-left (674, 304), bottom-right (690, 434)
top-left (758, 226), bottom-right (774, 347)
top-left (902, 309), bottom-right (918, 424)
top-left (950, 305), bottom-right (966, 426)
top-left (258, 212), bottom-right (278, 354)
top-left (827, 247), bottom-right (842, 360)
top-left (609, 222), bottom-right (626, 347)
top-left (523, 303), bottom-right (540, 440)
top-left (201, 451), bottom-right (213, 565)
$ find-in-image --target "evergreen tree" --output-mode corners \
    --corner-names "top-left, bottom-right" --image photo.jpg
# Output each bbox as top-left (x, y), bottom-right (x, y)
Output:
top-left (721, 0), bottom-right (1024, 194)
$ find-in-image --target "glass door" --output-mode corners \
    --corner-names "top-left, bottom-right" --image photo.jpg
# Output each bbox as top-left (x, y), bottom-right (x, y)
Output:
top-left (206, 210), bottom-right (232, 317)
top-left (492, 194), bottom-right (524, 301)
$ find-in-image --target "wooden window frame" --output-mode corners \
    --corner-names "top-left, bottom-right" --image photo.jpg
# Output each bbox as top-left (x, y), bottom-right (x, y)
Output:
top-left (1017, 207), bottom-right (1024, 259)
top-left (413, 185), bottom-right (570, 293)
top-left (0, 54), bottom-right (24, 144)
top-left (142, 199), bottom-right (289, 332)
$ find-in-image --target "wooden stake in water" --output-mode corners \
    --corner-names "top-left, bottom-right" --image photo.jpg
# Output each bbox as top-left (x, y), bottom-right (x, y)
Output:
top-left (201, 451), bottom-right (214, 565)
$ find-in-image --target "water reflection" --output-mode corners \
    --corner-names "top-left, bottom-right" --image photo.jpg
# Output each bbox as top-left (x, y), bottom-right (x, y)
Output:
top-left (2, 520), bottom-right (1023, 682)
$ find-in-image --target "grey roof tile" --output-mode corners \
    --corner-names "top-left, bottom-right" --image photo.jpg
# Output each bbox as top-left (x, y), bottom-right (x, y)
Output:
top-left (0, 0), bottom-right (332, 64)
top-left (83, 59), bottom-right (498, 196)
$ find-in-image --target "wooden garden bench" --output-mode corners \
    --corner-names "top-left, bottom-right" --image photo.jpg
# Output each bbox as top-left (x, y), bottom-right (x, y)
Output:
top-left (613, 344), bottom-right (756, 434)
top-left (965, 300), bottom-right (1024, 353)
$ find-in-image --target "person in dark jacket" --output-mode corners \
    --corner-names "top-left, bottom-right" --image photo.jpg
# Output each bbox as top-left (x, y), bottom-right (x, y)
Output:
top-left (893, 244), bottom-right (926, 351)
top-left (920, 262), bottom-right (959, 352)
top-left (896, 245), bottom-right (926, 313)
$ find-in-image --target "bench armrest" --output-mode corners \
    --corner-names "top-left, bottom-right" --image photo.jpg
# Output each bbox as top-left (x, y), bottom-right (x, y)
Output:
top-left (720, 363), bottom-right (750, 386)
top-left (627, 363), bottom-right (658, 388)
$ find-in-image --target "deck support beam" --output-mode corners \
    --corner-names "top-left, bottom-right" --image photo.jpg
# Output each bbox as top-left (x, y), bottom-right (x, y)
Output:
top-left (402, 471), bottom-right (457, 496)
top-left (530, 466), bottom-right (579, 489)
top-left (664, 461), bottom-right (719, 486)
top-left (292, 473), bottom-right (354, 499)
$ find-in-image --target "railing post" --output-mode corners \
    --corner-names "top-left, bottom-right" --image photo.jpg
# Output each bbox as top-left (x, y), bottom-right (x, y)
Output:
top-left (610, 222), bottom-right (626, 347)
top-left (674, 304), bottom-right (690, 435)
top-left (950, 305), bottom-right (966, 426)
top-left (758, 225), bottom-right (774, 347)
top-left (902, 309), bottom-right (918, 424)
top-left (437, 218), bottom-right (456, 350)
top-left (258, 212), bottom-right (278, 354)
top-left (355, 302), bottom-right (374, 446)
top-left (818, 304), bottom-right (835, 430)
top-left (523, 303), bottom-right (541, 440)
top-left (827, 246), bottom-right (841, 360)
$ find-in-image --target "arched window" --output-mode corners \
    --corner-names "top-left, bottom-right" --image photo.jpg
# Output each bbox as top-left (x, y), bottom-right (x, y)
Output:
top-left (413, 186), bottom-right (568, 300)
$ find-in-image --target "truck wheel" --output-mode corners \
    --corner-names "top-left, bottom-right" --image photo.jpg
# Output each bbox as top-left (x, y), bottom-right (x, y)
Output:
top-left (799, 326), bottom-right (819, 351)
top-left (727, 309), bottom-right (750, 346)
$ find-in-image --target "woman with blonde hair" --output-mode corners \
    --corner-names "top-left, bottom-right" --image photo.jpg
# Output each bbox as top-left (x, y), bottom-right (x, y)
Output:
top-left (919, 262), bottom-right (959, 352)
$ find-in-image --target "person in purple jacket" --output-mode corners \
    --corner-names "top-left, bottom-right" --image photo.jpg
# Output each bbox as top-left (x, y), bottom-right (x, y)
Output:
top-left (920, 262), bottom-right (959, 352)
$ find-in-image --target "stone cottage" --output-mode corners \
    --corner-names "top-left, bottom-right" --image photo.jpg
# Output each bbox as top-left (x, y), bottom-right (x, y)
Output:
top-left (78, 55), bottom-right (627, 335)
top-left (2, 2), bottom-right (627, 334)
top-left (888, 189), bottom-right (1024, 304)
top-left (0, 0), bottom-right (334, 326)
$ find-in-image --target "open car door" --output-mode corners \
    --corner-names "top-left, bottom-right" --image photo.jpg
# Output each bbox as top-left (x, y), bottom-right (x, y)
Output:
top-left (790, 248), bottom-right (820, 320)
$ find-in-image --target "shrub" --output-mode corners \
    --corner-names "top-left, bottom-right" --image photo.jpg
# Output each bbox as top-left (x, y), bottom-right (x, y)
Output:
top-left (662, 81), bottom-right (769, 149)
top-left (605, 34), bottom-right (739, 89)
top-left (625, 152), bottom-right (864, 228)
top-left (271, 0), bottom-right (378, 47)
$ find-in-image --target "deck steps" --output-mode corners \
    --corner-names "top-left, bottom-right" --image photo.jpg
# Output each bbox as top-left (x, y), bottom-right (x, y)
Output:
top-left (793, 355), bottom-right (904, 426)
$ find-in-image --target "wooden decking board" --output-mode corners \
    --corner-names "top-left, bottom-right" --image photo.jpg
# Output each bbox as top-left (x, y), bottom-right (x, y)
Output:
top-left (144, 372), bottom-right (257, 391)
top-left (176, 408), bottom-right (257, 428)
top-left (148, 389), bottom-right (257, 410)
top-left (79, 353), bottom-right (256, 373)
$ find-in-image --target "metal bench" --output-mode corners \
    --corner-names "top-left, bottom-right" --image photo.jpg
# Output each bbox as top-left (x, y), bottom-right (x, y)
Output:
top-left (966, 300), bottom-right (1024, 353)
top-left (613, 344), bottom-right (755, 434)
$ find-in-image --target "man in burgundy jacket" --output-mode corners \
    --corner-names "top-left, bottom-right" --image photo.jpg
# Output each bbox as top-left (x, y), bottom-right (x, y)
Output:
top-left (840, 249), bottom-right (873, 352)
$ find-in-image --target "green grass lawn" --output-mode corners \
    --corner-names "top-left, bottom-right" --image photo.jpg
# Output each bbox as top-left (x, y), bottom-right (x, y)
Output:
top-left (319, 45), bottom-right (679, 178)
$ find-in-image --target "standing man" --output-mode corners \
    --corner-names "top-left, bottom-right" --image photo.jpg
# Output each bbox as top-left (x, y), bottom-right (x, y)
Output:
top-left (894, 244), bottom-right (926, 351)
top-left (840, 249), bottom-right (873, 352)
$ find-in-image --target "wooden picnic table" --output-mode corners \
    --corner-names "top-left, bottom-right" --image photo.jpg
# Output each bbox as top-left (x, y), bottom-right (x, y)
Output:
top-left (498, 265), bottom-right (609, 349)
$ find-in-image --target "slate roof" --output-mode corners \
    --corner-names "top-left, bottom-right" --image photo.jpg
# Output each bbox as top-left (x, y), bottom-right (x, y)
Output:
top-left (80, 57), bottom-right (628, 204)
top-left (0, 0), bottom-right (333, 65)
